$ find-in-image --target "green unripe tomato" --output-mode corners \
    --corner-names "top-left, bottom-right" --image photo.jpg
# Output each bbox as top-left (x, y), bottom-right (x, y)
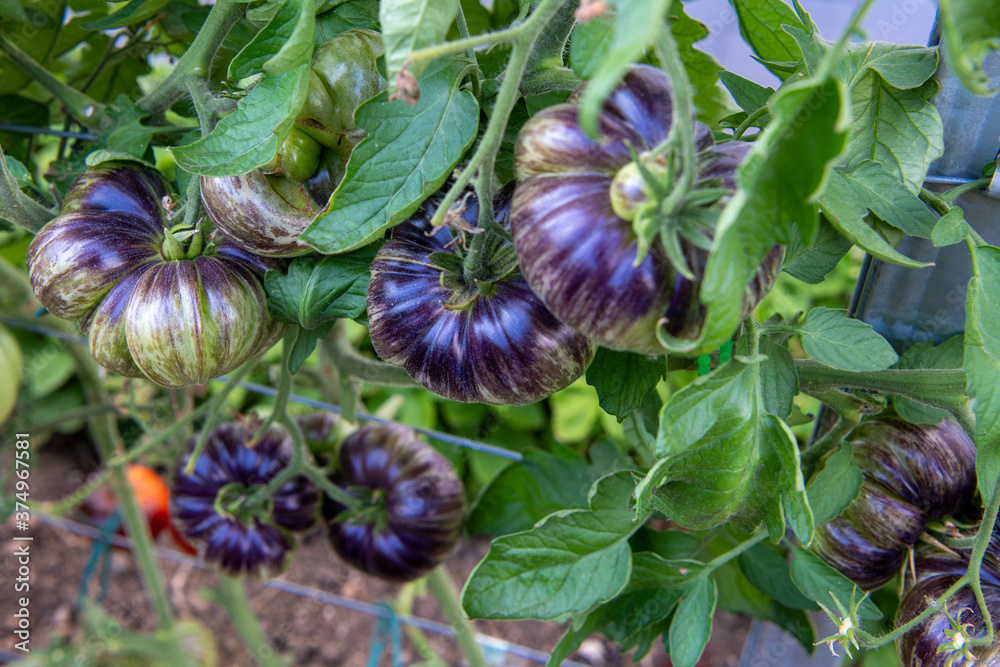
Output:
top-left (0, 323), bottom-right (22, 423)
top-left (297, 29), bottom-right (385, 158)
top-left (263, 127), bottom-right (323, 183)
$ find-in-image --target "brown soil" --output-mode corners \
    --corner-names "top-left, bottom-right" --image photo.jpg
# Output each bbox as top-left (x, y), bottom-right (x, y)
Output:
top-left (1, 436), bottom-right (750, 666)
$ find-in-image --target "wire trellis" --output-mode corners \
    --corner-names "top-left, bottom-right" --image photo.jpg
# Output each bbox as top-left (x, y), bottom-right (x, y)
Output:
top-left (34, 513), bottom-right (588, 667)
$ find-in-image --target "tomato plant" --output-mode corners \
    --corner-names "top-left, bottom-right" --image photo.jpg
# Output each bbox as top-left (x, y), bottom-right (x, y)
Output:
top-left (1, 0), bottom-right (1000, 666)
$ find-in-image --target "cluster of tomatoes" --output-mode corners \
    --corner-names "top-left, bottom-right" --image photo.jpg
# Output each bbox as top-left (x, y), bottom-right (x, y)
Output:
top-left (26, 28), bottom-right (997, 663)
top-left (83, 414), bottom-right (465, 583)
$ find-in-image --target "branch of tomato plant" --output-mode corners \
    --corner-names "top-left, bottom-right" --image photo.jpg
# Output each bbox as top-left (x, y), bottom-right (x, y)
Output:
top-left (799, 397), bottom-right (862, 479)
top-left (429, 0), bottom-right (568, 231)
top-left (395, 582), bottom-right (448, 666)
top-left (651, 17), bottom-right (697, 210)
top-left (453, 2), bottom-right (482, 101)
top-left (0, 33), bottom-right (109, 129)
top-left (920, 187), bottom-right (990, 246)
top-left (203, 576), bottom-right (287, 667)
top-left (795, 361), bottom-right (974, 433)
top-left (426, 566), bottom-right (490, 667)
top-left (64, 344), bottom-right (187, 661)
top-left (732, 107), bottom-right (769, 140)
top-left (319, 321), bottom-right (417, 387)
top-left (137, 0), bottom-right (244, 115)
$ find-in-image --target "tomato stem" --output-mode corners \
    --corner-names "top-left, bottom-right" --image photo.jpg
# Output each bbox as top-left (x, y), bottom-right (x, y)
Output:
top-left (205, 576), bottom-right (287, 667)
top-left (0, 33), bottom-right (108, 129)
top-left (137, 0), bottom-right (244, 115)
top-left (732, 106), bottom-right (769, 140)
top-left (66, 345), bottom-right (186, 659)
top-left (320, 321), bottom-right (418, 387)
top-left (428, 566), bottom-right (490, 667)
top-left (430, 0), bottom-right (568, 231)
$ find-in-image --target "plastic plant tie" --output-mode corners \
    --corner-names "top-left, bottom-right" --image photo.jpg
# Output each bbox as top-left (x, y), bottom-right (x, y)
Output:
top-left (77, 512), bottom-right (120, 608)
top-left (697, 353), bottom-right (711, 376)
top-left (366, 602), bottom-right (403, 667)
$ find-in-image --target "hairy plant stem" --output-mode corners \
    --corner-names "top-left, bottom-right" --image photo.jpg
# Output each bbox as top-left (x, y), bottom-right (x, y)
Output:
top-left (426, 566), bottom-right (489, 667)
top-left (800, 403), bottom-right (860, 479)
top-left (137, 0), bottom-right (243, 114)
top-left (252, 326), bottom-right (299, 443)
top-left (0, 33), bottom-right (108, 128)
top-left (703, 530), bottom-right (767, 572)
top-left (795, 361), bottom-right (972, 430)
top-left (454, 2), bottom-right (481, 100)
top-left (523, 0), bottom-right (578, 76)
top-left (652, 15), bottom-right (696, 207)
top-left (732, 106), bottom-right (769, 139)
top-left (67, 346), bottom-right (182, 655)
top-left (205, 577), bottom-right (285, 667)
top-left (430, 0), bottom-right (567, 235)
top-left (319, 322), bottom-right (417, 387)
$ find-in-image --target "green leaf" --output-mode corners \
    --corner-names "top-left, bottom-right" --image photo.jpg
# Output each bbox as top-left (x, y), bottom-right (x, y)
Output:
top-left (835, 161), bottom-right (937, 238)
top-left (894, 336), bottom-right (964, 424)
top-left (577, 0), bottom-right (670, 137)
top-left (380, 0), bottom-right (459, 93)
top-left (104, 96), bottom-right (157, 158)
top-left (932, 207), bottom-right (972, 248)
top-left (842, 47), bottom-right (943, 193)
top-left (569, 17), bottom-right (613, 80)
top-left (729, 0), bottom-right (808, 80)
top-left (806, 442), bottom-right (862, 525)
top-left (759, 337), bottom-right (797, 420)
top-left (819, 170), bottom-right (932, 268)
top-left (81, 0), bottom-right (168, 30)
top-left (637, 359), bottom-right (810, 538)
top-left (85, 150), bottom-right (156, 169)
top-left (796, 307), bottom-right (898, 371)
top-left (672, 75), bottom-right (848, 357)
top-left (669, 1), bottom-right (732, 124)
top-left (738, 543), bottom-right (818, 610)
top-left (2, 155), bottom-right (31, 189)
top-left (719, 71), bottom-right (774, 113)
top-left (585, 348), bottom-right (664, 422)
top-left (789, 549), bottom-right (882, 620)
top-left (467, 448), bottom-right (593, 537)
top-left (668, 576), bottom-right (717, 667)
top-left (966, 245), bottom-right (1000, 507)
top-left (287, 321), bottom-right (334, 373)
top-left (171, 66), bottom-right (310, 177)
top-left (263, 245), bottom-right (377, 328)
top-left (315, 0), bottom-right (379, 40)
top-left (300, 58), bottom-right (478, 253)
top-left (781, 216), bottom-right (852, 285)
top-left (229, 0), bottom-right (316, 81)
top-left (546, 552), bottom-right (695, 666)
top-left (462, 472), bottom-right (644, 621)
top-left (939, 0), bottom-right (1000, 96)
top-left (0, 0), bottom-right (27, 22)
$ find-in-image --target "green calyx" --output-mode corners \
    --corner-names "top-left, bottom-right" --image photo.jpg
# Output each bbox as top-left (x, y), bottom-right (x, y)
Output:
top-left (216, 482), bottom-right (275, 524)
top-left (160, 222), bottom-right (209, 261)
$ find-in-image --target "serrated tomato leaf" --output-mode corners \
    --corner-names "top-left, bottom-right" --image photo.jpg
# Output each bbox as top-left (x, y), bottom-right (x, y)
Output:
top-left (806, 442), bottom-right (862, 525)
top-left (789, 550), bottom-right (882, 620)
top-left (229, 0), bottom-right (315, 81)
top-left (300, 57), bottom-right (478, 254)
top-left (462, 472), bottom-right (643, 621)
top-left (796, 307), bottom-right (898, 371)
top-left (939, 0), bottom-right (1000, 96)
top-left (380, 0), bottom-right (459, 93)
top-left (586, 348), bottom-right (665, 422)
top-left (264, 244), bottom-right (377, 329)
top-left (966, 245), bottom-right (1000, 506)
top-left (171, 66), bottom-right (310, 177)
